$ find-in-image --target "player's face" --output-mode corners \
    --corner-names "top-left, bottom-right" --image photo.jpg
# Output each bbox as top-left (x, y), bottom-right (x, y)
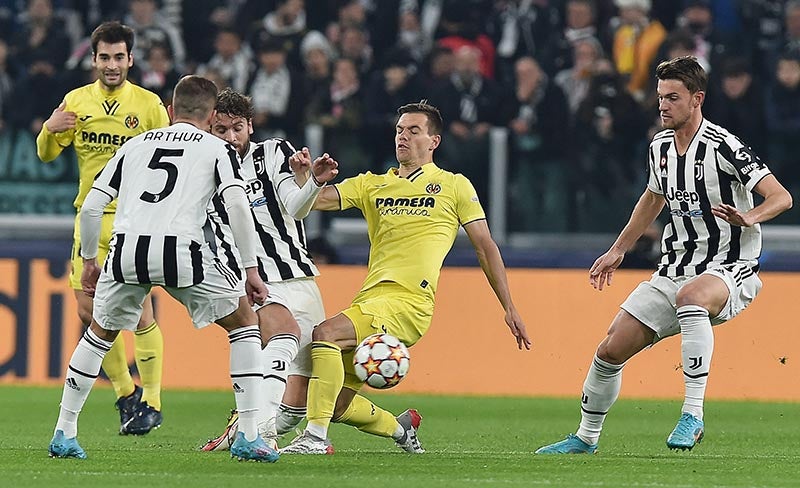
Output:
top-left (93, 41), bottom-right (133, 90)
top-left (211, 113), bottom-right (253, 158)
top-left (657, 78), bottom-right (701, 130)
top-left (395, 113), bottom-right (439, 165)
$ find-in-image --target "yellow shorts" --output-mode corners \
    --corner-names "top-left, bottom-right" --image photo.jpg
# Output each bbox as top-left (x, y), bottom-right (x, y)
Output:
top-left (341, 282), bottom-right (434, 391)
top-left (69, 212), bottom-right (115, 290)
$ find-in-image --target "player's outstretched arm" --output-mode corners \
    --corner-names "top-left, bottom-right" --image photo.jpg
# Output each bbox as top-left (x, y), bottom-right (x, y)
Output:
top-left (37, 101), bottom-right (76, 162)
top-left (464, 219), bottom-right (532, 350)
top-left (282, 148), bottom-right (340, 219)
top-left (711, 174), bottom-right (792, 227)
top-left (590, 189), bottom-right (664, 291)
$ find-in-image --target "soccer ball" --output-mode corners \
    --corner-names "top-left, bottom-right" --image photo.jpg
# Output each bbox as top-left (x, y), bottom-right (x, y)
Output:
top-left (353, 333), bottom-right (411, 389)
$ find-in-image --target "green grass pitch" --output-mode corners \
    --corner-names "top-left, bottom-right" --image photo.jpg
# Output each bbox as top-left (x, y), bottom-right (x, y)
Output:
top-left (2, 385), bottom-right (799, 487)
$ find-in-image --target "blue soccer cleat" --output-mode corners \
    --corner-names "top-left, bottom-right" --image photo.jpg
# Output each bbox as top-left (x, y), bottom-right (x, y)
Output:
top-left (230, 431), bottom-right (279, 462)
top-left (535, 434), bottom-right (598, 454)
top-left (49, 430), bottom-right (87, 459)
top-left (666, 413), bottom-right (704, 451)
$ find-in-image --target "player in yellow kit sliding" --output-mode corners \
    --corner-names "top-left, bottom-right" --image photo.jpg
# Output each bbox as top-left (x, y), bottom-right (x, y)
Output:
top-left (281, 101), bottom-right (532, 454)
top-left (36, 21), bottom-right (169, 435)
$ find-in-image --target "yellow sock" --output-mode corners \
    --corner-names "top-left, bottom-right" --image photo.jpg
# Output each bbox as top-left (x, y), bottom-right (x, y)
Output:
top-left (306, 341), bottom-right (343, 434)
top-left (102, 334), bottom-right (135, 399)
top-left (334, 394), bottom-right (398, 438)
top-left (134, 321), bottom-right (163, 410)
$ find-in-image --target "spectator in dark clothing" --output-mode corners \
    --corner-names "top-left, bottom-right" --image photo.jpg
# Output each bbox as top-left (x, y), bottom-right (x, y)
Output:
top-left (572, 60), bottom-right (648, 231)
top-left (139, 42), bottom-right (182, 106)
top-left (542, 0), bottom-right (605, 77)
top-left (502, 56), bottom-right (571, 232)
top-left (705, 57), bottom-right (766, 155)
top-left (299, 30), bottom-right (334, 102)
top-left (765, 50), bottom-right (800, 224)
top-left (247, 38), bottom-right (303, 142)
top-left (421, 45), bottom-right (455, 90)
top-left (431, 44), bottom-right (503, 210)
top-left (248, 0), bottom-right (311, 72)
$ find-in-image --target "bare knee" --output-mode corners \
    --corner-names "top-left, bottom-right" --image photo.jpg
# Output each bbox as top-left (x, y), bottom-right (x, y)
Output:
top-left (595, 341), bottom-right (628, 365)
top-left (312, 322), bottom-right (335, 343)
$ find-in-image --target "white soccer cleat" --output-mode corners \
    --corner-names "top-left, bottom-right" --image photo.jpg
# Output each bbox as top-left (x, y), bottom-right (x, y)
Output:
top-left (279, 431), bottom-right (334, 455)
top-left (395, 409), bottom-right (425, 453)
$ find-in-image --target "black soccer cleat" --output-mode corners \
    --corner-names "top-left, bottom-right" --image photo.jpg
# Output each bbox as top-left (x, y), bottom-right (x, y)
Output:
top-left (121, 401), bottom-right (163, 435)
top-left (115, 384), bottom-right (143, 432)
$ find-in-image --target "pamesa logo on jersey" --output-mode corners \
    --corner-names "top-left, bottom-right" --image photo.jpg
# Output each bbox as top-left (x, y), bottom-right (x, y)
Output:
top-left (375, 196), bottom-right (436, 217)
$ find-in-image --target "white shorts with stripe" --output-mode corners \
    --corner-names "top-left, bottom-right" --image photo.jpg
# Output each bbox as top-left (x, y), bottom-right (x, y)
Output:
top-left (93, 256), bottom-right (244, 330)
top-left (620, 264), bottom-right (762, 343)
top-left (255, 277), bottom-right (325, 377)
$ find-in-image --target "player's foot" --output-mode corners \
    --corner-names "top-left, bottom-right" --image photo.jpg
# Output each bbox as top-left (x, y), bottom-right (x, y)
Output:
top-left (230, 431), bottom-right (279, 462)
top-left (280, 431), bottom-right (334, 455)
top-left (201, 409), bottom-right (238, 451)
top-left (121, 401), bottom-right (162, 435)
top-left (115, 384), bottom-right (143, 430)
top-left (395, 409), bottom-right (425, 453)
top-left (49, 430), bottom-right (87, 459)
top-left (666, 413), bottom-right (704, 451)
top-left (535, 434), bottom-right (598, 454)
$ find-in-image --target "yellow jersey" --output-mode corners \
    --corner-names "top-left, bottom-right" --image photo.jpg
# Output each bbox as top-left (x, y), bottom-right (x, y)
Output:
top-left (336, 162), bottom-right (485, 301)
top-left (36, 79), bottom-right (170, 211)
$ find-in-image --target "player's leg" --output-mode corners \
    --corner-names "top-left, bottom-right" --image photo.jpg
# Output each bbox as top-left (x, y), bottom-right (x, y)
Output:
top-left (667, 269), bottom-right (756, 450)
top-left (537, 274), bottom-right (681, 455)
top-left (215, 298), bottom-right (278, 462)
top-left (123, 294), bottom-right (165, 434)
top-left (281, 312), bottom-right (357, 454)
top-left (276, 375), bottom-right (309, 435)
top-left (71, 213), bottom-right (140, 431)
top-left (51, 279), bottom-right (147, 458)
top-left (257, 302), bottom-right (301, 444)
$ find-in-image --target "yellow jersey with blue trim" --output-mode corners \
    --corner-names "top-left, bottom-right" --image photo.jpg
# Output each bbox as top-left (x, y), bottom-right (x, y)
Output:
top-left (336, 162), bottom-right (485, 301)
top-left (36, 80), bottom-right (170, 211)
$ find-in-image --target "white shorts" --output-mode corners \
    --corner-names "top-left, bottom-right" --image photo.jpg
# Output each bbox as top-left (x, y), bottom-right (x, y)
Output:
top-left (620, 264), bottom-right (762, 343)
top-left (93, 257), bottom-right (244, 330)
top-left (256, 277), bottom-right (325, 377)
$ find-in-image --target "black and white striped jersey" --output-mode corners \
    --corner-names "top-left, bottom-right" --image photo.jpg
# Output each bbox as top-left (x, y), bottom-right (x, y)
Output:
top-left (647, 118), bottom-right (771, 277)
top-left (207, 139), bottom-right (319, 282)
top-left (92, 122), bottom-right (246, 287)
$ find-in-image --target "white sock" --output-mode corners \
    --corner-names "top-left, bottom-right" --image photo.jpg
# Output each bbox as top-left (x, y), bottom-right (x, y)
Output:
top-left (276, 403), bottom-right (306, 435)
top-left (228, 325), bottom-right (263, 442)
top-left (576, 354), bottom-right (624, 445)
top-left (678, 304), bottom-right (713, 420)
top-left (260, 334), bottom-right (299, 435)
top-left (55, 328), bottom-right (113, 438)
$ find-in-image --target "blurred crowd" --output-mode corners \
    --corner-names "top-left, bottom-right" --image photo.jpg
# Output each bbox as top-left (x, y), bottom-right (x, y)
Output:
top-left (0, 0), bottom-right (798, 231)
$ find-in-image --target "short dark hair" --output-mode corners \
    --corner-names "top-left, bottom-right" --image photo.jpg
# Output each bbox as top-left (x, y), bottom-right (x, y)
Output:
top-left (655, 55), bottom-right (708, 94)
top-left (91, 21), bottom-right (135, 55)
top-left (215, 88), bottom-right (254, 120)
top-left (172, 75), bottom-right (218, 120)
top-left (396, 100), bottom-right (443, 135)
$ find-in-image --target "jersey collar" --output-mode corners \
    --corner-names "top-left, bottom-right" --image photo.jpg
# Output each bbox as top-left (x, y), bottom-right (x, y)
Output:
top-left (390, 162), bottom-right (439, 179)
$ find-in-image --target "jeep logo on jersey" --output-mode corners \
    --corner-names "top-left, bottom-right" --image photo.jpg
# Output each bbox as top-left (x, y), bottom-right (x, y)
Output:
top-left (245, 179), bottom-right (264, 196)
top-left (666, 187), bottom-right (700, 204)
top-left (426, 183), bottom-right (441, 195)
top-left (375, 196), bottom-right (436, 208)
top-left (125, 114), bottom-right (140, 130)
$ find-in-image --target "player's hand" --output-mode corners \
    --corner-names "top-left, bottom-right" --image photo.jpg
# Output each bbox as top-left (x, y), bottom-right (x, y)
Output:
top-left (81, 258), bottom-right (101, 297)
top-left (712, 203), bottom-right (754, 227)
top-left (505, 306), bottom-right (531, 350)
top-left (44, 101), bottom-right (77, 133)
top-left (289, 147), bottom-right (312, 175)
top-left (244, 268), bottom-right (268, 306)
top-left (311, 152), bottom-right (339, 185)
top-left (589, 248), bottom-right (625, 291)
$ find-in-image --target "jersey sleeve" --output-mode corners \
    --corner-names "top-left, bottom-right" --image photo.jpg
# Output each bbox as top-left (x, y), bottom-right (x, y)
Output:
top-left (36, 97), bottom-right (76, 162)
top-left (454, 174), bottom-right (486, 225)
top-left (335, 173), bottom-right (368, 211)
top-left (270, 139), bottom-right (297, 189)
top-left (646, 143), bottom-right (663, 194)
top-left (717, 137), bottom-right (771, 192)
top-left (91, 146), bottom-right (125, 200)
top-left (215, 143), bottom-right (247, 196)
top-left (145, 92), bottom-right (170, 130)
